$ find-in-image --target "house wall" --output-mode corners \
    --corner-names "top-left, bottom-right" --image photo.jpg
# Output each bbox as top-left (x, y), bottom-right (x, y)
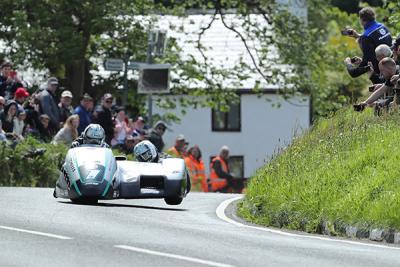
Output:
top-left (153, 94), bottom-right (310, 178)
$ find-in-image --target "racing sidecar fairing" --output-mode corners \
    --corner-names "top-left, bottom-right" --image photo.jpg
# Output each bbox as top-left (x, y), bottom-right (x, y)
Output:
top-left (54, 145), bottom-right (190, 205)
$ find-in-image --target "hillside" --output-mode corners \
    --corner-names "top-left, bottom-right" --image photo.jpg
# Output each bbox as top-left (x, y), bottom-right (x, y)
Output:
top-left (239, 108), bottom-right (400, 233)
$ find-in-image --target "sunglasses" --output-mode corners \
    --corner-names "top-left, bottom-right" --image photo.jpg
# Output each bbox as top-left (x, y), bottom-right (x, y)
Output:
top-left (105, 100), bottom-right (113, 104)
top-left (0, 103), bottom-right (4, 106)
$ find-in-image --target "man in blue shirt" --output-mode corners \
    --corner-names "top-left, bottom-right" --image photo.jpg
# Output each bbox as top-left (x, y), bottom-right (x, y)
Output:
top-left (74, 93), bottom-right (93, 135)
top-left (344, 7), bottom-right (392, 83)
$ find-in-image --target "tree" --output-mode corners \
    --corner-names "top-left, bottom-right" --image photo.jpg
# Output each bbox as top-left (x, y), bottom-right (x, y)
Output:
top-left (0, 0), bottom-right (367, 119)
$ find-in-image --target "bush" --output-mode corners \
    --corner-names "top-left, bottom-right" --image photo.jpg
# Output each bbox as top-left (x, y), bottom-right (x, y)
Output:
top-left (239, 107), bottom-right (400, 232)
top-left (0, 137), bottom-right (68, 187)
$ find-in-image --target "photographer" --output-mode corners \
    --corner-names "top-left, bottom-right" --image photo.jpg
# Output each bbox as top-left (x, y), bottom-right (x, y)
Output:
top-left (0, 62), bottom-right (24, 99)
top-left (357, 58), bottom-right (398, 109)
top-left (343, 7), bottom-right (392, 83)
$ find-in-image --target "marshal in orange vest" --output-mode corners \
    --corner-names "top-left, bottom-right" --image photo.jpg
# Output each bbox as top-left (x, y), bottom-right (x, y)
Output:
top-left (209, 156), bottom-right (229, 192)
top-left (184, 155), bottom-right (207, 192)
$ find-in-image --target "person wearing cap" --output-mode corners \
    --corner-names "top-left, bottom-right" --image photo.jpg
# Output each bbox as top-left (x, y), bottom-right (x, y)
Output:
top-left (132, 116), bottom-right (145, 138)
top-left (74, 93), bottom-right (93, 135)
top-left (14, 87), bottom-right (29, 105)
top-left (167, 134), bottom-right (186, 158)
top-left (38, 77), bottom-right (61, 133)
top-left (209, 146), bottom-right (234, 192)
top-left (146, 120), bottom-right (167, 152)
top-left (58, 90), bottom-right (74, 125)
top-left (93, 93), bottom-right (114, 145)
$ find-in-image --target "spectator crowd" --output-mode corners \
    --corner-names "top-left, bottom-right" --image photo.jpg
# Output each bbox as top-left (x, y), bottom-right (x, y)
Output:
top-left (0, 62), bottom-right (238, 193)
top-left (342, 7), bottom-right (400, 113)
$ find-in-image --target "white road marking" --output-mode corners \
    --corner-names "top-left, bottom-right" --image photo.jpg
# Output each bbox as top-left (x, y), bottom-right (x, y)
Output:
top-left (0, 225), bottom-right (73, 240)
top-left (216, 196), bottom-right (400, 251)
top-left (114, 245), bottom-right (234, 267)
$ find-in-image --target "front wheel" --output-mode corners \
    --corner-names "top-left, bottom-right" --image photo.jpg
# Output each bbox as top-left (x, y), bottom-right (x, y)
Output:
top-left (164, 197), bottom-right (183, 205)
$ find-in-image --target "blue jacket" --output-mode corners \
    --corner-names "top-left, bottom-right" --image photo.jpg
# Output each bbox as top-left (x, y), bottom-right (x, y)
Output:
top-left (74, 104), bottom-right (92, 134)
top-left (347, 21), bottom-right (392, 80)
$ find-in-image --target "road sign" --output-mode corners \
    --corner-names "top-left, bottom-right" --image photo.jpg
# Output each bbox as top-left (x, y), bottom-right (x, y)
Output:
top-left (127, 61), bottom-right (147, 70)
top-left (138, 64), bottom-right (171, 94)
top-left (104, 58), bottom-right (124, 71)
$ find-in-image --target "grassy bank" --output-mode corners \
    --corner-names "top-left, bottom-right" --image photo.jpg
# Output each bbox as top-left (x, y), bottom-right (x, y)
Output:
top-left (239, 108), bottom-right (400, 232)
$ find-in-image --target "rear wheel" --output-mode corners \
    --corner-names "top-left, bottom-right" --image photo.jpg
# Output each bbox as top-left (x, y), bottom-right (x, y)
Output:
top-left (164, 197), bottom-right (183, 205)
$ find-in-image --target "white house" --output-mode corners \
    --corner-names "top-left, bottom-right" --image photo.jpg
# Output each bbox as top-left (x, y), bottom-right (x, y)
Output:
top-left (152, 9), bottom-right (311, 179)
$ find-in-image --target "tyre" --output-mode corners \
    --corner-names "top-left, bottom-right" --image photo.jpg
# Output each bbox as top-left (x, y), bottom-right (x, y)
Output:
top-left (164, 197), bottom-right (183, 205)
top-left (71, 198), bottom-right (98, 205)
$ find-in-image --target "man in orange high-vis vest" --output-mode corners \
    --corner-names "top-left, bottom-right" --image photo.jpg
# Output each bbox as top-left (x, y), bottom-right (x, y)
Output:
top-left (184, 145), bottom-right (207, 192)
top-left (167, 134), bottom-right (186, 158)
top-left (209, 146), bottom-right (234, 192)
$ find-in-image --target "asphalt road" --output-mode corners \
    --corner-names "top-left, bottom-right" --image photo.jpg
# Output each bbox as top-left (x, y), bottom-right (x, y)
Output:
top-left (0, 188), bottom-right (399, 267)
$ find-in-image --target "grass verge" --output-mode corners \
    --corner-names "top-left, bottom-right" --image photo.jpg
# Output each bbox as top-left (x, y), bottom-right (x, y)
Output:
top-left (238, 107), bottom-right (400, 233)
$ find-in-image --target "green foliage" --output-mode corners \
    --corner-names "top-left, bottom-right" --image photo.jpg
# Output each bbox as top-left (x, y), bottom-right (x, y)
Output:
top-left (239, 108), bottom-right (400, 231)
top-left (0, 137), bottom-right (68, 187)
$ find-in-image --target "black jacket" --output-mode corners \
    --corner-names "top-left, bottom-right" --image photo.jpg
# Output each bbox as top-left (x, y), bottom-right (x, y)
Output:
top-left (346, 21), bottom-right (392, 81)
top-left (0, 101), bottom-right (18, 133)
top-left (146, 129), bottom-right (165, 152)
top-left (212, 159), bottom-right (233, 180)
top-left (93, 105), bottom-right (114, 145)
top-left (0, 76), bottom-right (23, 99)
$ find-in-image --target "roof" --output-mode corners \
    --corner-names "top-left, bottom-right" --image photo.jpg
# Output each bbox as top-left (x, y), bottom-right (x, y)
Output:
top-left (158, 14), bottom-right (283, 90)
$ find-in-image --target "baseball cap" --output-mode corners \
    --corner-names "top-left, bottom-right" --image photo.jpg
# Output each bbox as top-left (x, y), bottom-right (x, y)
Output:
top-left (15, 87), bottom-right (29, 98)
top-left (82, 93), bottom-right (93, 101)
top-left (136, 116), bottom-right (145, 122)
top-left (176, 134), bottom-right (185, 141)
top-left (61, 90), bottom-right (73, 98)
top-left (103, 93), bottom-right (113, 100)
top-left (48, 77), bottom-right (59, 85)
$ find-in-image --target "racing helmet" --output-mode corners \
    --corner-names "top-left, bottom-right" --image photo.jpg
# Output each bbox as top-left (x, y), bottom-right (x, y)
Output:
top-left (82, 124), bottom-right (105, 145)
top-left (134, 140), bottom-right (158, 162)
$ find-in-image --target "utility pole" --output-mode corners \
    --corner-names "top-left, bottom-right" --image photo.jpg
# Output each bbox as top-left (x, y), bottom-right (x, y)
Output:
top-left (123, 52), bottom-right (129, 106)
top-left (146, 31), bottom-right (154, 127)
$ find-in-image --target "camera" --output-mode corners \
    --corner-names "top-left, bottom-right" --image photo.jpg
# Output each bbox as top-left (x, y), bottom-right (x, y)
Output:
top-left (341, 29), bottom-right (353, 36)
top-left (350, 57), bottom-right (359, 64)
top-left (353, 104), bottom-right (365, 112)
top-left (368, 85), bottom-right (375, 92)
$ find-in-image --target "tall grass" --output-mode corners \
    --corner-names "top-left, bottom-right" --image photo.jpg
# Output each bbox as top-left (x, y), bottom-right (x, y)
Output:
top-left (239, 108), bottom-right (400, 232)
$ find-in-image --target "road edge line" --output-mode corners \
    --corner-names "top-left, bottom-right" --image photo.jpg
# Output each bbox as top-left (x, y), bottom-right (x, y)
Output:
top-left (216, 196), bottom-right (400, 251)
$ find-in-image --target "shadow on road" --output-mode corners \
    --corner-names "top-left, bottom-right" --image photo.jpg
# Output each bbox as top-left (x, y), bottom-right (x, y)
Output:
top-left (57, 201), bottom-right (188, 212)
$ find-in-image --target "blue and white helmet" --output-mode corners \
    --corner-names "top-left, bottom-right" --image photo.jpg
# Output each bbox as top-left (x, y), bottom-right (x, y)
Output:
top-left (82, 124), bottom-right (105, 145)
top-left (134, 140), bottom-right (158, 162)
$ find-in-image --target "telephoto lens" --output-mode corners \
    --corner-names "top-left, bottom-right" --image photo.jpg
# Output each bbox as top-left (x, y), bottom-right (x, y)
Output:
top-left (368, 85), bottom-right (375, 92)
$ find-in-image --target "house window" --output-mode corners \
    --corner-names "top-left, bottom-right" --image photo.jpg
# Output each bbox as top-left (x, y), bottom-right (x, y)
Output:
top-left (212, 101), bottom-right (241, 132)
top-left (210, 156), bottom-right (244, 179)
